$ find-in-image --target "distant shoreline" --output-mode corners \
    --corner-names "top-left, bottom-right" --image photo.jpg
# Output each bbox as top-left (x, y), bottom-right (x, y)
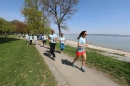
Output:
top-left (63, 34), bottom-right (130, 37)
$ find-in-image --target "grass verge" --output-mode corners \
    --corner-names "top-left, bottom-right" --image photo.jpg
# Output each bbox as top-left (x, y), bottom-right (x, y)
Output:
top-left (0, 37), bottom-right (57, 86)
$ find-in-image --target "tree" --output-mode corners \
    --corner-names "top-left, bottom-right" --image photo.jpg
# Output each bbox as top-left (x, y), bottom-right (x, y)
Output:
top-left (7, 22), bottom-right (16, 33)
top-left (41, 0), bottom-right (79, 36)
top-left (11, 19), bottom-right (19, 24)
top-left (0, 18), bottom-right (5, 32)
top-left (15, 21), bottom-right (27, 33)
top-left (0, 18), bottom-right (10, 34)
top-left (21, 0), bottom-right (51, 34)
top-left (0, 18), bottom-right (17, 37)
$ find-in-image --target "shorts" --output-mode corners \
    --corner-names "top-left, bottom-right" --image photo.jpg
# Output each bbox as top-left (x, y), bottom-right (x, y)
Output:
top-left (76, 51), bottom-right (85, 57)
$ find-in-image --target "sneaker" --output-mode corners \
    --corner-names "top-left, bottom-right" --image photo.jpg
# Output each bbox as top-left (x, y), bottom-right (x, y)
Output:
top-left (50, 54), bottom-right (53, 58)
top-left (81, 67), bottom-right (85, 72)
top-left (72, 62), bottom-right (75, 67)
top-left (53, 56), bottom-right (56, 60)
top-left (60, 50), bottom-right (63, 54)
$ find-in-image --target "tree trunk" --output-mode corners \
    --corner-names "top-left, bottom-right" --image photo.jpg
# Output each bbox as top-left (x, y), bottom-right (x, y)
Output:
top-left (58, 24), bottom-right (61, 37)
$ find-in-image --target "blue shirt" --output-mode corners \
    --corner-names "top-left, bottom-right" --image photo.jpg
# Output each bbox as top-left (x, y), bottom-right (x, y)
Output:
top-left (49, 34), bottom-right (57, 43)
top-left (38, 35), bottom-right (42, 40)
top-left (77, 37), bottom-right (86, 52)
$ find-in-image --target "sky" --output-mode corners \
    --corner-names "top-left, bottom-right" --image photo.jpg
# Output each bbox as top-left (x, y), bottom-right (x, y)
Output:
top-left (0, 0), bottom-right (130, 35)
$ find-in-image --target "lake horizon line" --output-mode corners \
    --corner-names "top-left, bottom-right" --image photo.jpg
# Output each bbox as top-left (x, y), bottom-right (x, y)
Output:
top-left (60, 34), bottom-right (130, 37)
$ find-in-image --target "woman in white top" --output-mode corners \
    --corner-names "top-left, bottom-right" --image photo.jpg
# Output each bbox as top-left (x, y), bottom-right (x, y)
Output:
top-left (25, 33), bottom-right (29, 45)
top-left (72, 31), bottom-right (88, 72)
top-left (33, 34), bottom-right (37, 45)
top-left (59, 33), bottom-right (65, 53)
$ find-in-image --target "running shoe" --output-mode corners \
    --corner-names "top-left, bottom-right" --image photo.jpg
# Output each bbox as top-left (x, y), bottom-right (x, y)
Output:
top-left (53, 56), bottom-right (56, 60)
top-left (81, 67), bottom-right (85, 72)
top-left (72, 62), bottom-right (75, 67)
top-left (50, 54), bottom-right (53, 58)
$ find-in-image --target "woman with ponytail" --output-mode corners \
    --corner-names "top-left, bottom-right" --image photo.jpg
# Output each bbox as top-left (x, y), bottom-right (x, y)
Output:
top-left (72, 31), bottom-right (88, 72)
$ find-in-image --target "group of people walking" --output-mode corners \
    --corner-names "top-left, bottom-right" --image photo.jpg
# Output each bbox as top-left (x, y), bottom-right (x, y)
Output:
top-left (24, 33), bottom-right (47, 46)
top-left (24, 29), bottom-right (88, 72)
top-left (24, 34), bottom-right (35, 45)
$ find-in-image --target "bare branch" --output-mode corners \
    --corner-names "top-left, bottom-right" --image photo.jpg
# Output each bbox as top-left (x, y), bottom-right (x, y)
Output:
top-left (41, 0), bottom-right (79, 36)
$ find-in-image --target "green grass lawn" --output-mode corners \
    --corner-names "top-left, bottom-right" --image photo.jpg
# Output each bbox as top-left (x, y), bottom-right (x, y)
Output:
top-left (0, 36), bottom-right (57, 86)
top-left (52, 42), bottom-right (130, 86)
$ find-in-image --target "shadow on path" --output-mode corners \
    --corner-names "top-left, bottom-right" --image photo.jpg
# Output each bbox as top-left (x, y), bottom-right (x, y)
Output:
top-left (44, 46), bottom-right (50, 49)
top-left (43, 52), bottom-right (54, 60)
top-left (75, 65), bottom-right (82, 71)
top-left (61, 59), bottom-right (72, 66)
top-left (55, 50), bottom-right (61, 54)
top-left (45, 49), bottom-right (61, 54)
top-left (46, 50), bottom-right (50, 53)
top-left (61, 59), bottom-right (81, 71)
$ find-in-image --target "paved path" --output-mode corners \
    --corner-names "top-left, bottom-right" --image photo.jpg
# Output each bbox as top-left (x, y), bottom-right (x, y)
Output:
top-left (35, 43), bottom-right (121, 86)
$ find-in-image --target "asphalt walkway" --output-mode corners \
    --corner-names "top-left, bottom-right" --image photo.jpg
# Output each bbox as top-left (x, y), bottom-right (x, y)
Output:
top-left (35, 43), bottom-right (120, 86)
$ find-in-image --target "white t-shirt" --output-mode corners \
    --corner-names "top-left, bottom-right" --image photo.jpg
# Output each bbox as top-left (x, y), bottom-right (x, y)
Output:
top-left (59, 37), bottom-right (65, 44)
top-left (25, 34), bottom-right (29, 39)
top-left (29, 36), bottom-right (33, 40)
top-left (49, 34), bottom-right (57, 43)
top-left (34, 36), bottom-right (37, 40)
top-left (77, 37), bottom-right (86, 52)
top-left (42, 35), bottom-right (46, 40)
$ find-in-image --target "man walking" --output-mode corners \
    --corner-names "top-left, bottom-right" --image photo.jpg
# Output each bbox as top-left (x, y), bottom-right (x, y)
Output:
top-left (48, 30), bottom-right (58, 60)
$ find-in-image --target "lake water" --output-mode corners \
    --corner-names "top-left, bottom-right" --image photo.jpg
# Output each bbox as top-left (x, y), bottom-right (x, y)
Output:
top-left (63, 34), bottom-right (130, 52)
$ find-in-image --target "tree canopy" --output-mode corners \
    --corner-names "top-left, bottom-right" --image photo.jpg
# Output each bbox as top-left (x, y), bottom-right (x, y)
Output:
top-left (0, 18), bottom-right (16, 33)
top-left (22, 0), bottom-right (51, 35)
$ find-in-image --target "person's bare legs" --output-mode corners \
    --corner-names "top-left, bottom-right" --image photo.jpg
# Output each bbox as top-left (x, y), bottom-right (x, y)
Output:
top-left (81, 52), bottom-right (86, 67)
top-left (73, 55), bottom-right (80, 63)
top-left (81, 52), bottom-right (86, 72)
top-left (72, 55), bottom-right (80, 67)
